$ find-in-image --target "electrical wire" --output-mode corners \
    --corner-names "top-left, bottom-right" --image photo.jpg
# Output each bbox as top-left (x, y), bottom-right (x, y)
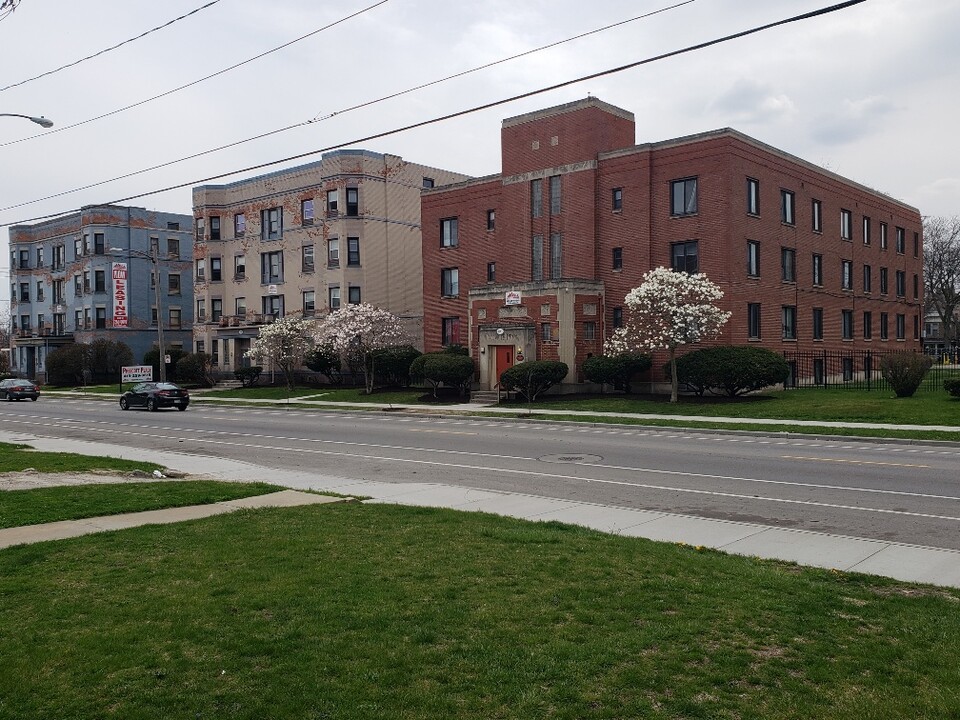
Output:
top-left (0, 0), bottom-right (697, 215)
top-left (0, 0), bottom-right (390, 149)
top-left (0, 0), bottom-right (20, 22)
top-left (0, 1), bottom-right (223, 93)
top-left (0, 0), bottom-right (867, 230)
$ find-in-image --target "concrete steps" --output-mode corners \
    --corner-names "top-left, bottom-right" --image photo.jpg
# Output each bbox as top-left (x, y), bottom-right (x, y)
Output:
top-left (469, 390), bottom-right (501, 405)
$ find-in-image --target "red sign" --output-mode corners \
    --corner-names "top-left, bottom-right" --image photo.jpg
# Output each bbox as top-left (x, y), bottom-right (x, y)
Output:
top-left (112, 262), bottom-right (128, 328)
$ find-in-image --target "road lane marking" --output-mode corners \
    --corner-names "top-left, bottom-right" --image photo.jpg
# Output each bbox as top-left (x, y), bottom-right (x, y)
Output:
top-left (782, 455), bottom-right (930, 469)
top-left (406, 428), bottom-right (477, 436)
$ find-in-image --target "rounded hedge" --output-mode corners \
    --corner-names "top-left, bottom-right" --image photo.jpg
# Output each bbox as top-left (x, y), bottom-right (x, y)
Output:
top-left (672, 346), bottom-right (790, 397)
top-left (500, 360), bottom-right (568, 401)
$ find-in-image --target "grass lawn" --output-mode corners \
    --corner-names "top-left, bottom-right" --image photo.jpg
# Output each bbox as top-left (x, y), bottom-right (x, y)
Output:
top-left (0, 442), bottom-right (162, 474)
top-left (0, 503), bottom-right (958, 719)
top-left (202, 385), bottom-right (441, 404)
top-left (0, 480), bottom-right (281, 529)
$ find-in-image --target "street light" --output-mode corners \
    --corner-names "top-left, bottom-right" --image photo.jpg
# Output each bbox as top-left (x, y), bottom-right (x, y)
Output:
top-left (110, 246), bottom-right (166, 382)
top-left (0, 113), bottom-right (54, 128)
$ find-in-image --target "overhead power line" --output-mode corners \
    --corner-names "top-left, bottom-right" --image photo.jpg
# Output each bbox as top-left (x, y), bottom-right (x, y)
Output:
top-left (0, 0), bottom-right (390, 149)
top-left (0, 0), bottom-right (223, 93)
top-left (0, 0), bottom-right (697, 214)
top-left (0, 0), bottom-right (867, 230)
top-left (0, 0), bottom-right (20, 22)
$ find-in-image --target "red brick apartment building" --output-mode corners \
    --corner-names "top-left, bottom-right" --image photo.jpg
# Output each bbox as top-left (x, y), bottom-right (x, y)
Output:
top-left (422, 97), bottom-right (923, 391)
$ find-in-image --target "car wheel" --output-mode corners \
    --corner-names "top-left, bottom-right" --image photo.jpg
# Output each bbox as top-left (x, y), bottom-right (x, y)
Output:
top-left (119, 397), bottom-right (129, 411)
top-left (176, 405), bottom-right (187, 411)
top-left (147, 398), bottom-right (157, 412)
top-left (5, 394), bottom-right (12, 402)
top-left (30, 397), bottom-right (37, 402)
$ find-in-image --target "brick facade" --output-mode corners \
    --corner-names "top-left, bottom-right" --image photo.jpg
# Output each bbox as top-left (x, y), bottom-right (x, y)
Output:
top-left (422, 97), bottom-right (923, 390)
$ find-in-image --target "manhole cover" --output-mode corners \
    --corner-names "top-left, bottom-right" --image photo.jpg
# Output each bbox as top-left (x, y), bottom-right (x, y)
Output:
top-left (539, 453), bottom-right (603, 464)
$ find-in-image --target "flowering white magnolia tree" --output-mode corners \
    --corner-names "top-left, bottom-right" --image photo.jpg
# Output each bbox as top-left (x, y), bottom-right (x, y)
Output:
top-left (245, 316), bottom-right (317, 389)
top-left (606, 266), bottom-right (731, 402)
top-left (313, 303), bottom-right (407, 394)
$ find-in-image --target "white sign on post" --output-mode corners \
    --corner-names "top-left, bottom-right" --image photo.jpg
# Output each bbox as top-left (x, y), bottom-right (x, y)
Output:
top-left (121, 365), bottom-right (154, 383)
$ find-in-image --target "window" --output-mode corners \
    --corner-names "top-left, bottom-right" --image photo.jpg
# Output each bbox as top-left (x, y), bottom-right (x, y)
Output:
top-left (549, 175), bottom-right (561, 215)
top-left (782, 306), bottom-right (797, 340)
top-left (196, 299), bottom-right (206, 323)
top-left (74, 237), bottom-right (84, 258)
top-left (812, 199), bottom-right (822, 232)
top-left (612, 187), bottom-right (623, 211)
top-left (168, 273), bottom-right (181, 295)
top-left (211, 339), bottom-right (219, 366)
top-left (73, 275), bottom-right (82, 295)
top-left (813, 307), bottom-right (824, 340)
top-left (347, 237), bottom-right (360, 267)
top-left (167, 238), bottom-right (180, 259)
top-left (210, 216), bottom-right (221, 241)
top-left (880, 312), bottom-right (889, 340)
top-left (261, 251), bottom-right (283, 284)
top-left (20, 314), bottom-right (30, 331)
top-left (211, 299), bottom-right (223, 322)
top-left (74, 310), bottom-right (82, 330)
top-left (672, 241), bottom-right (699, 274)
top-left (302, 245), bottom-right (315, 272)
top-left (531, 179), bottom-right (543, 218)
top-left (532, 235), bottom-right (543, 281)
top-left (196, 340), bottom-right (205, 355)
top-left (345, 188), bottom-right (359, 216)
top-left (328, 286), bottom-right (341, 310)
top-left (53, 279), bottom-right (64, 304)
top-left (914, 314), bottom-right (920, 340)
top-left (839, 209), bottom-right (853, 240)
top-left (302, 199), bottom-right (314, 226)
top-left (747, 303), bottom-right (761, 339)
top-left (812, 253), bottom-right (823, 286)
top-left (262, 295), bottom-right (284, 319)
top-left (612, 307), bottom-right (623, 328)
top-left (842, 309), bottom-right (854, 340)
top-left (168, 221), bottom-right (180, 231)
top-left (54, 245), bottom-right (65, 270)
top-left (35, 281), bottom-right (43, 302)
top-left (348, 286), bottom-right (361, 305)
top-left (235, 297), bottom-right (246, 318)
top-left (440, 218), bottom-right (459, 248)
top-left (896, 226), bottom-right (905, 254)
top-left (613, 247), bottom-right (623, 270)
top-left (84, 235), bottom-right (93, 255)
top-left (863, 311), bottom-right (873, 339)
top-left (781, 189), bottom-right (795, 225)
top-left (234, 213), bottom-right (246, 236)
top-left (195, 218), bottom-right (205, 242)
top-left (863, 264), bottom-right (872, 293)
top-left (326, 189), bottom-right (338, 215)
top-left (541, 322), bottom-right (553, 342)
top-left (896, 270), bottom-right (906, 297)
top-left (303, 291), bottom-right (315, 316)
top-left (880, 222), bottom-right (888, 250)
top-left (328, 238), bottom-right (340, 267)
top-left (151, 307), bottom-right (158, 327)
top-left (747, 241), bottom-right (760, 277)
top-left (96, 307), bottom-right (106, 329)
top-left (235, 254), bottom-right (246, 279)
top-left (841, 260), bottom-right (853, 290)
top-left (210, 257), bottom-right (222, 282)
top-left (262, 208), bottom-right (282, 240)
top-left (550, 232), bottom-right (562, 279)
top-left (671, 178), bottom-right (698, 216)
top-left (441, 268), bottom-right (459, 297)
top-left (36, 247), bottom-right (44, 266)
top-left (747, 178), bottom-right (760, 215)
top-left (913, 232), bottom-right (920, 258)
top-left (441, 317), bottom-right (461, 347)
top-left (422, 177), bottom-right (435, 189)
top-left (896, 313), bottom-right (905, 340)
top-left (18, 249), bottom-right (29, 268)
top-left (880, 267), bottom-right (888, 295)
top-left (169, 308), bottom-right (182, 330)
top-left (863, 216), bottom-right (871, 245)
top-left (781, 248), bottom-right (796, 282)
top-left (583, 321), bottom-right (597, 340)
top-left (913, 273), bottom-right (919, 300)
top-left (83, 271), bottom-right (91, 293)
top-left (487, 261), bottom-right (496, 283)
top-left (487, 209), bottom-right (496, 231)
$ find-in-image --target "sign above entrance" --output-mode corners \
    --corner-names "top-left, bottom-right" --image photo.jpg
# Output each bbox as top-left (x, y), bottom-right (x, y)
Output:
top-left (505, 290), bottom-right (521, 306)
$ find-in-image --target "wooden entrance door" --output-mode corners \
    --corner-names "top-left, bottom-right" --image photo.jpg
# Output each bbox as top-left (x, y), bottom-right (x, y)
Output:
top-left (494, 345), bottom-right (514, 389)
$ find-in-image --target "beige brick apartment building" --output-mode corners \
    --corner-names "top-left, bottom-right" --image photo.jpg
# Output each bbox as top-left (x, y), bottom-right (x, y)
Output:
top-left (192, 150), bottom-right (468, 373)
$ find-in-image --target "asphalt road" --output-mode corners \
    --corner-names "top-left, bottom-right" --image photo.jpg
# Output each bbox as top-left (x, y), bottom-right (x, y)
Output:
top-left (2, 397), bottom-right (959, 550)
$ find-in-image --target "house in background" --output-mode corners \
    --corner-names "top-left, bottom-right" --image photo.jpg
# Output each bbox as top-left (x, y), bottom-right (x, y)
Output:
top-left (191, 151), bottom-right (470, 374)
top-left (8, 205), bottom-right (194, 381)
top-left (422, 97), bottom-right (924, 391)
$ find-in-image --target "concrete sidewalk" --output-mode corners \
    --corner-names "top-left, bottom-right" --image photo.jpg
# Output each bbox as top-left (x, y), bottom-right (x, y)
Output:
top-left (2, 432), bottom-right (958, 589)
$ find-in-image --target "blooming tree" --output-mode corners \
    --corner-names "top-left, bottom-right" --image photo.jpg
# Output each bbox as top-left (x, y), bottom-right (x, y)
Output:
top-left (313, 303), bottom-right (407, 394)
top-left (606, 267), bottom-right (731, 402)
top-left (246, 316), bottom-right (316, 389)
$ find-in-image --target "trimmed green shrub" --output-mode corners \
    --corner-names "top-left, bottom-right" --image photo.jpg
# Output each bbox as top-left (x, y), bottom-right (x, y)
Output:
top-left (441, 344), bottom-right (469, 356)
top-left (46, 344), bottom-right (88, 387)
top-left (305, 347), bottom-right (342, 385)
top-left (87, 338), bottom-right (134, 384)
top-left (672, 346), bottom-right (790, 397)
top-left (176, 353), bottom-right (212, 387)
top-left (371, 345), bottom-right (421, 387)
top-left (880, 352), bottom-right (933, 398)
top-left (411, 352), bottom-right (475, 397)
top-left (500, 360), bottom-right (568, 402)
top-left (582, 353), bottom-right (652, 393)
top-left (945, 377), bottom-right (960, 398)
top-left (233, 366), bottom-right (263, 387)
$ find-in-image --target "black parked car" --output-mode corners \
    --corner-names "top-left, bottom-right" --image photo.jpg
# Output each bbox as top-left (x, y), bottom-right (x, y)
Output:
top-left (119, 382), bottom-right (190, 411)
top-left (0, 378), bottom-right (40, 401)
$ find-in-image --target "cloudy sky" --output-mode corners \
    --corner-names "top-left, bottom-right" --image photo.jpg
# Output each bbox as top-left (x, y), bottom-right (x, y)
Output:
top-left (1, 0), bottom-right (958, 279)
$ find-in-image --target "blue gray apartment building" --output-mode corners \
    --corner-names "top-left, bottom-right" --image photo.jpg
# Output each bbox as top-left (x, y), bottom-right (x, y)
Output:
top-left (8, 205), bottom-right (194, 381)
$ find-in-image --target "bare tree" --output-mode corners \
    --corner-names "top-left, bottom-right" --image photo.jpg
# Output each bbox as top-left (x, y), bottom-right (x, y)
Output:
top-left (923, 216), bottom-right (960, 349)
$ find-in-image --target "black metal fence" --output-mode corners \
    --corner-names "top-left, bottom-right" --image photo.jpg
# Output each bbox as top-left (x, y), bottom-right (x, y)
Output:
top-left (782, 350), bottom-right (959, 391)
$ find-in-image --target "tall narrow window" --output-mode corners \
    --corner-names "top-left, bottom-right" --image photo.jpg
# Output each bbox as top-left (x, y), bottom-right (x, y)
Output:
top-left (531, 179), bottom-right (543, 218)
top-left (913, 232), bottom-right (919, 258)
top-left (841, 209), bottom-right (852, 240)
top-left (347, 237), bottom-right (360, 267)
top-left (441, 317), bottom-right (461, 347)
top-left (195, 218), bottom-right (205, 242)
top-left (842, 309), bottom-right (854, 340)
top-left (812, 253), bottom-right (823, 286)
top-left (896, 226), bottom-right (905, 254)
top-left (880, 312), bottom-right (889, 340)
top-left (813, 308), bottom-right (824, 340)
top-left (781, 248), bottom-right (796, 282)
top-left (209, 216), bottom-right (221, 241)
top-left (549, 175), bottom-right (561, 215)
top-left (348, 286), bottom-right (361, 305)
top-left (670, 178), bottom-right (698, 216)
top-left (302, 245), bottom-right (315, 272)
top-left (487, 262), bottom-right (496, 283)
top-left (210, 257), bottom-right (222, 282)
top-left (747, 303), bottom-right (761, 339)
top-left (327, 238), bottom-right (340, 267)
top-left (896, 313), bottom-right (905, 340)
top-left (880, 222), bottom-right (888, 249)
top-left (880, 267), bottom-right (889, 295)
top-left (345, 188), bottom-right (359, 216)
top-left (896, 270), bottom-right (906, 297)
top-left (672, 241), bottom-right (699, 274)
top-left (441, 268), bottom-right (459, 297)
top-left (262, 208), bottom-right (281, 240)
top-left (863, 216), bottom-right (871, 245)
top-left (550, 232), bottom-right (562, 279)
top-left (261, 251), bottom-right (283, 284)
top-left (486, 209), bottom-right (496, 230)
top-left (234, 254), bottom-right (246, 279)
top-left (234, 213), bottom-right (246, 236)
top-left (812, 199), bottom-right (822, 232)
top-left (782, 306), bottom-right (797, 340)
top-left (326, 189), bottom-right (338, 216)
top-left (780, 190), bottom-right (795, 225)
top-left (94, 233), bottom-right (105, 254)
top-left (303, 291), bottom-right (316, 316)
top-left (747, 241), bottom-right (760, 277)
top-left (612, 247), bottom-right (623, 270)
top-left (841, 260), bottom-right (853, 290)
top-left (612, 187), bottom-right (623, 211)
top-left (913, 273), bottom-right (919, 300)
top-left (440, 218), bottom-right (458, 248)
top-left (863, 264), bottom-right (872, 293)
top-left (612, 307), bottom-right (623, 328)
top-left (531, 235), bottom-right (543, 281)
top-left (746, 178), bottom-right (760, 215)
top-left (328, 286), bottom-right (341, 310)
top-left (302, 199), bottom-right (314, 225)
top-left (863, 311), bottom-right (873, 339)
